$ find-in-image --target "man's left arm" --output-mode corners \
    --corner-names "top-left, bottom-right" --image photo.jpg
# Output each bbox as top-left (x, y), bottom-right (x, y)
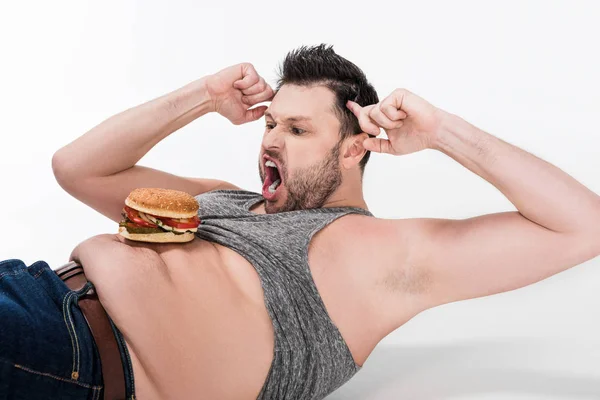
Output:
top-left (347, 91), bottom-right (600, 309)
top-left (412, 112), bottom-right (600, 308)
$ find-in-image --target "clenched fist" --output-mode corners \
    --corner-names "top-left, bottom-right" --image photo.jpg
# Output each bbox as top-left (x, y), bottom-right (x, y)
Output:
top-left (206, 63), bottom-right (275, 125)
top-left (346, 89), bottom-right (446, 156)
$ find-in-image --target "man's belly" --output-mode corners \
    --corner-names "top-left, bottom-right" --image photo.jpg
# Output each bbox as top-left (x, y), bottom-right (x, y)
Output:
top-left (84, 236), bottom-right (275, 399)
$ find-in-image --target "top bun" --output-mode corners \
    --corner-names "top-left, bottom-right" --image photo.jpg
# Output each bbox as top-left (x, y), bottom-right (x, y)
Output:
top-left (125, 188), bottom-right (199, 219)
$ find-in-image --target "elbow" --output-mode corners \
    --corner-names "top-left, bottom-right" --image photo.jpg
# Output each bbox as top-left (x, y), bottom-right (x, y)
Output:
top-left (51, 151), bottom-right (64, 177)
top-left (52, 151), bottom-right (66, 183)
top-left (52, 151), bottom-right (77, 189)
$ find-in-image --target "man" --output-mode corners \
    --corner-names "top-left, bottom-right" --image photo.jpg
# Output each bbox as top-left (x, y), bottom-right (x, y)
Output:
top-left (2, 43), bottom-right (599, 399)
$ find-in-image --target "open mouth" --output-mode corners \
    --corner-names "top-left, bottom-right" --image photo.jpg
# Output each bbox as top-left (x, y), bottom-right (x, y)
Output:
top-left (262, 159), bottom-right (283, 200)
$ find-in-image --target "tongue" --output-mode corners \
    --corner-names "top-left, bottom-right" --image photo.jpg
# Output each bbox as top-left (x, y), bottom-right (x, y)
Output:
top-left (262, 173), bottom-right (274, 195)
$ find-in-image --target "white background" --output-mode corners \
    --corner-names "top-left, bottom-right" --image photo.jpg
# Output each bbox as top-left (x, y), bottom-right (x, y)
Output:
top-left (1, 1), bottom-right (599, 399)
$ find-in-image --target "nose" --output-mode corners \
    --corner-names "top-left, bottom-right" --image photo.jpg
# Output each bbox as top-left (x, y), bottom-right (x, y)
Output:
top-left (261, 124), bottom-right (284, 151)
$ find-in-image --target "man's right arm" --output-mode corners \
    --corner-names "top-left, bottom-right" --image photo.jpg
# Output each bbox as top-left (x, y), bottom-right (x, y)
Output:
top-left (53, 75), bottom-right (241, 223)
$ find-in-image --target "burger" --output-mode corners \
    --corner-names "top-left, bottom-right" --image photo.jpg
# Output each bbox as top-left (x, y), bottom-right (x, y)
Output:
top-left (118, 188), bottom-right (200, 243)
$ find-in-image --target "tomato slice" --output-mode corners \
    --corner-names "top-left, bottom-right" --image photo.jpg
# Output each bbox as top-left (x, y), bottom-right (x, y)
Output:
top-left (165, 220), bottom-right (199, 229)
top-left (132, 217), bottom-right (159, 228)
top-left (156, 215), bottom-right (200, 229)
top-left (123, 206), bottom-right (159, 228)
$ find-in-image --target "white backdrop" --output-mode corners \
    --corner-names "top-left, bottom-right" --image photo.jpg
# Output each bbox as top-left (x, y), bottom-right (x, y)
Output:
top-left (1, 1), bottom-right (599, 399)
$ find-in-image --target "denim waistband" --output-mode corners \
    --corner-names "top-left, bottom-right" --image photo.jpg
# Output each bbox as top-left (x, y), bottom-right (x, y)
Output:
top-left (34, 260), bottom-right (137, 399)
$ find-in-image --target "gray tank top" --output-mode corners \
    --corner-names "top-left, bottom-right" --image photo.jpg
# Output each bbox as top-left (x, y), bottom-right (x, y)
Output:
top-left (193, 189), bottom-right (374, 400)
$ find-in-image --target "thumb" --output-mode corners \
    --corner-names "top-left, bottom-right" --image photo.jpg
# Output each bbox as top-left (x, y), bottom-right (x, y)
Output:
top-left (244, 105), bottom-right (268, 123)
top-left (363, 137), bottom-right (393, 154)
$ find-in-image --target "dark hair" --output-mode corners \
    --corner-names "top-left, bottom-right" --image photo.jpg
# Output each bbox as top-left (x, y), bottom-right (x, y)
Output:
top-left (274, 44), bottom-right (379, 175)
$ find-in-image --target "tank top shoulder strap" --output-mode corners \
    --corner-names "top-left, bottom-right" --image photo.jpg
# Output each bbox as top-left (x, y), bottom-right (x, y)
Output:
top-left (196, 188), bottom-right (374, 219)
top-left (295, 205), bottom-right (374, 259)
top-left (195, 189), bottom-right (260, 218)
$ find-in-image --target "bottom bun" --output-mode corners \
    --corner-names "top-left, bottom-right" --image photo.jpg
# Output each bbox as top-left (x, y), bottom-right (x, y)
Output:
top-left (118, 227), bottom-right (195, 243)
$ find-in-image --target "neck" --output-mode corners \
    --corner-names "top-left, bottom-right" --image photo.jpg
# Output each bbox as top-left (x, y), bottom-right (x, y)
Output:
top-left (322, 172), bottom-right (368, 210)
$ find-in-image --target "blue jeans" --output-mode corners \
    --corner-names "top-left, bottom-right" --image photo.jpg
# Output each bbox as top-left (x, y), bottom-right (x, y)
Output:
top-left (0, 259), bottom-right (136, 399)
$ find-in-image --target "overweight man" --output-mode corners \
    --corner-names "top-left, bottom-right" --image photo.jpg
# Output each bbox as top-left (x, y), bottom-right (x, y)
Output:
top-left (3, 44), bottom-right (599, 400)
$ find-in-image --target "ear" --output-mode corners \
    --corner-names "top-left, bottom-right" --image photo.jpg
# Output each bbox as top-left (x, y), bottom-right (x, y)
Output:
top-left (341, 132), bottom-right (369, 170)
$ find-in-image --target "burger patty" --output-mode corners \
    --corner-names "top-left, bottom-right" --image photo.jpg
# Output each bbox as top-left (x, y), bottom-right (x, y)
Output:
top-left (119, 219), bottom-right (188, 235)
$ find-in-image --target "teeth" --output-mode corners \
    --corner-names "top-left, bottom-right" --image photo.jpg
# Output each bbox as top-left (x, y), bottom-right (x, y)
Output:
top-left (268, 178), bottom-right (281, 193)
top-left (265, 160), bottom-right (277, 167)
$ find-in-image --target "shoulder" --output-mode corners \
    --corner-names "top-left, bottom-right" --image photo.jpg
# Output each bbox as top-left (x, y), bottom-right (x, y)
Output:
top-left (330, 214), bottom-right (419, 262)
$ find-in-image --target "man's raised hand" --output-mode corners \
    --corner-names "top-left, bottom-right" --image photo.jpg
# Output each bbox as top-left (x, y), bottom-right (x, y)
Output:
top-left (346, 88), bottom-right (446, 156)
top-left (206, 63), bottom-right (275, 125)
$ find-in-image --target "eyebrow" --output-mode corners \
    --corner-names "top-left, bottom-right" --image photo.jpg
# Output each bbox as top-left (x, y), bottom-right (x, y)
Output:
top-left (264, 111), bottom-right (312, 122)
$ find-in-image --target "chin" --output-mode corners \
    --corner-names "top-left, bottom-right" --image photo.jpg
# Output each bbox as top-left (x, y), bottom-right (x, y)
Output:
top-left (264, 203), bottom-right (277, 214)
top-left (265, 193), bottom-right (286, 213)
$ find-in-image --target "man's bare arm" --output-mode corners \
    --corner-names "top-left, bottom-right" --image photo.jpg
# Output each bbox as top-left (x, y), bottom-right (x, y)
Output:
top-left (408, 113), bottom-right (600, 308)
top-left (53, 78), bottom-right (216, 179)
top-left (52, 63), bottom-right (273, 223)
top-left (346, 89), bottom-right (600, 312)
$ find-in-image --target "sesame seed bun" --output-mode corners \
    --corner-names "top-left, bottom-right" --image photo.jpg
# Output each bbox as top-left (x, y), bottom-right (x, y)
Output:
top-left (118, 227), bottom-right (195, 243)
top-left (125, 188), bottom-right (199, 219)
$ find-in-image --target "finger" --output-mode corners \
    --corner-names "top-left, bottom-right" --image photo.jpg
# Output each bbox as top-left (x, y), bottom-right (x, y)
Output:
top-left (369, 105), bottom-right (404, 130)
top-left (381, 103), bottom-right (407, 120)
top-left (233, 64), bottom-right (259, 90)
top-left (244, 105), bottom-right (268, 123)
top-left (347, 101), bottom-right (380, 136)
top-left (242, 86), bottom-right (275, 105)
top-left (346, 100), bottom-right (362, 118)
top-left (359, 108), bottom-right (381, 136)
top-left (363, 137), bottom-right (393, 154)
top-left (242, 77), bottom-right (267, 96)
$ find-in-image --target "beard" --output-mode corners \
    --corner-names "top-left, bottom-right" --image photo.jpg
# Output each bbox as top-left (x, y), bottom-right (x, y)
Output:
top-left (258, 141), bottom-right (343, 213)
